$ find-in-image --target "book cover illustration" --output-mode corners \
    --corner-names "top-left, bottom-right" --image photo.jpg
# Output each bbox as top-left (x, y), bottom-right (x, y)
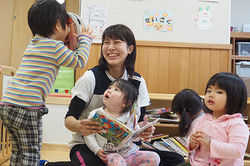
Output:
top-left (92, 110), bottom-right (159, 147)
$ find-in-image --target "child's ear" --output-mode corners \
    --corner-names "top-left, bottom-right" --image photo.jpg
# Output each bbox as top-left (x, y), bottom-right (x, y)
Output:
top-left (122, 103), bottom-right (126, 108)
top-left (122, 100), bottom-right (129, 108)
top-left (54, 19), bottom-right (61, 32)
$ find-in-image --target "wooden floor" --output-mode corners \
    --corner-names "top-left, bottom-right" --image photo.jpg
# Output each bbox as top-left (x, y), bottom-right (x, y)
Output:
top-left (2, 144), bottom-right (250, 166)
top-left (2, 144), bottom-right (70, 166)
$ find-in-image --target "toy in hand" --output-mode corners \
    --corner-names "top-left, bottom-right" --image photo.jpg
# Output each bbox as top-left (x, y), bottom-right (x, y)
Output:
top-left (64, 12), bottom-right (85, 50)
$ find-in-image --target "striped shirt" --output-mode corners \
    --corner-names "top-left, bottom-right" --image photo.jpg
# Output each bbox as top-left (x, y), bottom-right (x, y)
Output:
top-left (1, 34), bottom-right (92, 108)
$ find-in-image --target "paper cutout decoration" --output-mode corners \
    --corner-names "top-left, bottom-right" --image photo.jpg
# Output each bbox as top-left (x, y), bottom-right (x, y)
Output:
top-left (195, 6), bottom-right (213, 31)
top-left (144, 10), bottom-right (173, 32)
top-left (85, 5), bottom-right (107, 43)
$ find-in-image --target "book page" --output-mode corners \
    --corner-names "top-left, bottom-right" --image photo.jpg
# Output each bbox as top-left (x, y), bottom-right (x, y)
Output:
top-left (120, 118), bottom-right (160, 147)
top-left (131, 118), bottom-right (160, 140)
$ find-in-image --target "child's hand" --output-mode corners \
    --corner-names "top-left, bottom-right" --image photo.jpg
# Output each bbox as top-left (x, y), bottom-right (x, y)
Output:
top-left (97, 149), bottom-right (107, 163)
top-left (68, 33), bottom-right (78, 50)
top-left (66, 21), bottom-right (78, 50)
top-left (195, 130), bottom-right (211, 148)
top-left (66, 24), bottom-right (95, 50)
top-left (189, 132), bottom-right (199, 150)
top-left (81, 24), bottom-right (95, 39)
top-left (139, 116), bottom-right (155, 142)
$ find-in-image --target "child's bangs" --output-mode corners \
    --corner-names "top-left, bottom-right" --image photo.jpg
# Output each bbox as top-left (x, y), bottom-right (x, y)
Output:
top-left (114, 80), bottom-right (125, 92)
top-left (207, 76), bottom-right (227, 90)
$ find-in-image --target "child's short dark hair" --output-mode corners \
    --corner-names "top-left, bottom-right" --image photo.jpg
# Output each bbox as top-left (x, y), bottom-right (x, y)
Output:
top-left (28, 0), bottom-right (68, 37)
top-left (99, 24), bottom-right (136, 77)
top-left (172, 89), bottom-right (203, 137)
top-left (205, 72), bottom-right (247, 114)
top-left (110, 79), bottom-right (138, 113)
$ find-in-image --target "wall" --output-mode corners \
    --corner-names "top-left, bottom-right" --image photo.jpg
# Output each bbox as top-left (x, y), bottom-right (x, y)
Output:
top-left (76, 41), bottom-right (231, 95)
top-left (81, 0), bottom-right (231, 44)
top-left (0, 0), bottom-right (14, 66)
top-left (10, 0), bottom-right (34, 68)
top-left (42, 104), bottom-right (72, 144)
top-left (0, 0), bottom-right (34, 68)
top-left (231, 0), bottom-right (250, 31)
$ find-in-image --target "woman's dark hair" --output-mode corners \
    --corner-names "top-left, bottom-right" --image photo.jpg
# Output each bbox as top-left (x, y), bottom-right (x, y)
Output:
top-left (172, 89), bottom-right (203, 137)
top-left (28, 0), bottom-right (68, 37)
top-left (204, 72), bottom-right (247, 115)
top-left (98, 24), bottom-right (136, 77)
top-left (109, 79), bottom-right (138, 113)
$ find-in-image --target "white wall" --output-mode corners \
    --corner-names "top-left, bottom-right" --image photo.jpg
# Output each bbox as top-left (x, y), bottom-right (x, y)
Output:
top-left (81, 0), bottom-right (231, 44)
top-left (231, 0), bottom-right (250, 32)
top-left (42, 104), bottom-right (72, 144)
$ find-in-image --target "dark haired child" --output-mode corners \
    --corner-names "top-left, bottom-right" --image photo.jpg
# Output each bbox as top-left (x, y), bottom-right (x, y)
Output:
top-left (172, 89), bottom-right (204, 137)
top-left (188, 72), bottom-right (249, 165)
top-left (0, 0), bottom-right (94, 165)
top-left (85, 79), bottom-right (160, 166)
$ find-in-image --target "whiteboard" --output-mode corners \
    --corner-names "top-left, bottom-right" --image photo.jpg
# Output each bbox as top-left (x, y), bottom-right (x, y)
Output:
top-left (80, 0), bottom-right (231, 44)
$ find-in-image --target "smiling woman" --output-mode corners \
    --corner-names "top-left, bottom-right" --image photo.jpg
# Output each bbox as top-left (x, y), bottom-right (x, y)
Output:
top-left (62, 24), bottom-right (185, 166)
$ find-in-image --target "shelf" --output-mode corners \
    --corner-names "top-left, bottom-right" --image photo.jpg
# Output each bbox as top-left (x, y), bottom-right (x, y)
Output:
top-left (149, 93), bottom-right (175, 101)
top-left (244, 159), bottom-right (250, 165)
top-left (230, 32), bottom-right (250, 75)
top-left (154, 123), bottom-right (178, 128)
top-left (231, 55), bottom-right (250, 61)
top-left (231, 32), bottom-right (250, 39)
top-left (149, 93), bottom-right (205, 101)
top-left (153, 123), bottom-right (179, 136)
top-left (149, 93), bottom-right (250, 104)
top-left (46, 93), bottom-right (72, 105)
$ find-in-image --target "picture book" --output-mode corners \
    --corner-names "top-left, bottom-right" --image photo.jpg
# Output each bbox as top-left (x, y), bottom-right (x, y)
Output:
top-left (92, 109), bottom-right (160, 148)
top-left (152, 138), bottom-right (188, 157)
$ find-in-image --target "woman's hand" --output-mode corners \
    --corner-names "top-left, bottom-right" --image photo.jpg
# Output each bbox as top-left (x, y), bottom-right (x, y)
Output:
top-left (79, 119), bottom-right (101, 136)
top-left (97, 149), bottom-right (107, 163)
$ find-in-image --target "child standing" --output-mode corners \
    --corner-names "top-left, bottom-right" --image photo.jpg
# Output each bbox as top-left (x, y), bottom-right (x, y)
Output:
top-left (188, 72), bottom-right (249, 166)
top-left (171, 89), bottom-right (204, 137)
top-left (84, 79), bottom-right (160, 166)
top-left (0, 0), bottom-right (93, 165)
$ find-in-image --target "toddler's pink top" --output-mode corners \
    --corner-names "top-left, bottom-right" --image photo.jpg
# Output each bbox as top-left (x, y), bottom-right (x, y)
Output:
top-left (188, 113), bottom-right (249, 166)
